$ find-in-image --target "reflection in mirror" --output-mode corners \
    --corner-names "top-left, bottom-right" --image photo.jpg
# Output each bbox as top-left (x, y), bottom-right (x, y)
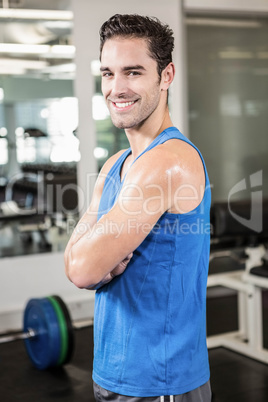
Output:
top-left (0, 11), bottom-right (78, 258)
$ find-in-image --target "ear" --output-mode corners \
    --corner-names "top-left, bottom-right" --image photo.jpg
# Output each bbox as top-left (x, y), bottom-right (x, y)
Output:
top-left (160, 62), bottom-right (175, 90)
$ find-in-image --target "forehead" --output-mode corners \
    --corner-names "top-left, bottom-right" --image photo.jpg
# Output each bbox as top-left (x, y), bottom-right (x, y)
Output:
top-left (100, 37), bottom-right (155, 68)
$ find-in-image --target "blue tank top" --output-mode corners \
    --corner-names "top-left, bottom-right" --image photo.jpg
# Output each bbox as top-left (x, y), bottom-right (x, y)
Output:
top-left (93, 127), bottom-right (211, 397)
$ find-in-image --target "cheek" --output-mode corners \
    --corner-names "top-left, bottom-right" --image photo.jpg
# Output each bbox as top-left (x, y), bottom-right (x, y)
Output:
top-left (101, 81), bottom-right (110, 97)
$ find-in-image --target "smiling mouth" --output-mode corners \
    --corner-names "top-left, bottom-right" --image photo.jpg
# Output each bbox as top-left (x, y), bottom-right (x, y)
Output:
top-left (112, 100), bottom-right (137, 110)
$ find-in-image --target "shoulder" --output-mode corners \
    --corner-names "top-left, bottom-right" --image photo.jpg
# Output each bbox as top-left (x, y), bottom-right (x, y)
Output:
top-left (127, 139), bottom-right (204, 184)
top-left (124, 139), bottom-right (205, 214)
top-left (161, 138), bottom-right (205, 181)
top-left (158, 138), bottom-right (203, 169)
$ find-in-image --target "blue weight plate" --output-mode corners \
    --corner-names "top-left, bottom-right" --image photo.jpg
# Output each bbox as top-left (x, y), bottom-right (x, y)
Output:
top-left (23, 298), bottom-right (61, 370)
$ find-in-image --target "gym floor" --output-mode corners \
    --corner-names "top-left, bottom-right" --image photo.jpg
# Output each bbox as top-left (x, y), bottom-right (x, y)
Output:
top-left (1, 290), bottom-right (268, 402)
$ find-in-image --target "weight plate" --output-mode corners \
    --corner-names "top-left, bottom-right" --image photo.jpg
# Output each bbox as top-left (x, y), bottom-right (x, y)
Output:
top-left (47, 296), bottom-right (68, 366)
top-left (51, 295), bottom-right (74, 365)
top-left (23, 298), bottom-right (61, 370)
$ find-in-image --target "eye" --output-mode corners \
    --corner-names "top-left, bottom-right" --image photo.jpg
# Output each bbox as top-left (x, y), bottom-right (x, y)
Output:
top-left (128, 71), bottom-right (141, 76)
top-left (102, 72), bottom-right (112, 78)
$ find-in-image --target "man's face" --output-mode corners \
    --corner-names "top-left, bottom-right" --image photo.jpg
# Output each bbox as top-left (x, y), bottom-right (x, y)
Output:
top-left (100, 37), bottom-right (163, 130)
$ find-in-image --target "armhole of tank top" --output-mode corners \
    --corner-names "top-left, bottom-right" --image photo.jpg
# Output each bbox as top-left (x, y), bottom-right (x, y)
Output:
top-left (104, 148), bottom-right (131, 184)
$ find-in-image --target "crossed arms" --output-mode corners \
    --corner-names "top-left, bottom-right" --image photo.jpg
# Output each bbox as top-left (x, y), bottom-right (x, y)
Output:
top-left (64, 141), bottom-right (205, 289)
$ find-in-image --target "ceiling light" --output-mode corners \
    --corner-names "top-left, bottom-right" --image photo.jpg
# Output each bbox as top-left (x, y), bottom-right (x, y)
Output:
top-left (219, 51), bottom-right (253, 59)
top-left (0, 58), bottom-right (48, 69)
top-left (0, 43), bottom-right (75, 58)
top-left (0, 9), bottom-right (73, 21)
top-left (42, 21), bottom-right (73, 30)
top-left (42, 63), bottom-right (76, 73)
top-left (0, 66), bottom-right (25, 75)
top-left (48, 73), bottom-right (75, 80)
top-left (51, 45), bottom-right (75, 55)
top-left (0, 43), bottom-right (50, 54)
top-left (187, 18), bottom-right (262, 28)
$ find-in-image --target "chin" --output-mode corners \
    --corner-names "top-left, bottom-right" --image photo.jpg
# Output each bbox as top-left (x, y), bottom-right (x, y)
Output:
top-left (112, 120), bottom-right (132, 130)
top-left (111, 117), bottom-right (141, 130)
top-left (113, 122), bottom-right (127, 129)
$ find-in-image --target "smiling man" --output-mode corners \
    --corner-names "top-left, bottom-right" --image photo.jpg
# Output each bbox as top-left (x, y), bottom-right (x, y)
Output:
top-left (65, 14), bottom-right (212, 402)
top-left (100, 38), bottom-right (165, 131)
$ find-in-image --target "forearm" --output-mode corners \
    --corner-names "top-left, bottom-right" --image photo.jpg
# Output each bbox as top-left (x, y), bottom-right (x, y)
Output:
top-left (64, 214), bottom-right (98, 280)
top-left (85, 272), bottom-right (114, 291)
top-left (67, 221), bottom-right (134, 289)
top-left (66, 232), bottom-right (120, 288)
top-left (85, 251), bottom-right (133, 290)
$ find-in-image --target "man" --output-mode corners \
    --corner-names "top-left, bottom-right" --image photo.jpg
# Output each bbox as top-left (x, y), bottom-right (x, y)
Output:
top-left (65, 14), bottom-right (212, 402)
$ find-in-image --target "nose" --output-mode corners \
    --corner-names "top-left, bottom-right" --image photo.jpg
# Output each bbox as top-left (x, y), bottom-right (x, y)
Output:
top-left (108, 74), bottom-right (128, 99)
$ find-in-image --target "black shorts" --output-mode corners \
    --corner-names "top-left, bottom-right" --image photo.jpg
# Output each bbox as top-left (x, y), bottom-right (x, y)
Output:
top-left (93, 380), bottom-right (212, 402)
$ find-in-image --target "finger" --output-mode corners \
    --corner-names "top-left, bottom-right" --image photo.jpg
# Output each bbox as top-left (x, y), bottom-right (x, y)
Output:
top-left (124, 252), bottom-right (133, 261)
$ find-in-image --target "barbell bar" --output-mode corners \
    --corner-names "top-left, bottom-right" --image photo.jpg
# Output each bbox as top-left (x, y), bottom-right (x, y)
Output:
top-left (0, 328), bottom-right (36, 343)
top-left (0, 295), bottom-right (93, 370)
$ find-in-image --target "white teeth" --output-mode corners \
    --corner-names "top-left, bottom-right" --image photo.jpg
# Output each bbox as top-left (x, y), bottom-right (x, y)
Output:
top-left (115, 101), bottom-right (135, 108)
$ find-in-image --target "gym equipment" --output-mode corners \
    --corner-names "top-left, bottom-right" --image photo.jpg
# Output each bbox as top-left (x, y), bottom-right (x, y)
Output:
top-left (0, 295), bottom-right (93, 370)
top-left (51, 295), bottom-right (75, 365)
top-left (208, 199), bottom-right (268, 364)
top-left (46, 296), bottom-right (69, 366)
top-left (23, 297), bottom-right (62, 370)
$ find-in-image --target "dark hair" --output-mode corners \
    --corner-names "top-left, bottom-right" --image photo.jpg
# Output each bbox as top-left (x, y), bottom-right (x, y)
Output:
top-left (99, 14), bottom-right (174, 78)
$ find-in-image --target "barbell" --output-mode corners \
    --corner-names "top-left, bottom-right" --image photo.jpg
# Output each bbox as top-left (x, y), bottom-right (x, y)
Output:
top-left (0, 295), bottom-right (93, 370)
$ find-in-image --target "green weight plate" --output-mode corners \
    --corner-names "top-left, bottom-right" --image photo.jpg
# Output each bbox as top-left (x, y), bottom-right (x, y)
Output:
top-left (47, 296), bottom-right (68, 366)
top-left (51, 295), bottom-right (75, 365)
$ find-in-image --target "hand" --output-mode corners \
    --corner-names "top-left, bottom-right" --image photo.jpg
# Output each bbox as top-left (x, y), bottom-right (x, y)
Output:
top-left (110, 252), bottom-right (133, 278)
top-left (87, 253), bottom-right (133, 290)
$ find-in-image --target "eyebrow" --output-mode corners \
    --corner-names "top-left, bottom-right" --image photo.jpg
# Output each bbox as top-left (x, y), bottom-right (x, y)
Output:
top-left (122, 65), bottom-right (146, 72)
top-left (100, 65), bottom-right (146, 72)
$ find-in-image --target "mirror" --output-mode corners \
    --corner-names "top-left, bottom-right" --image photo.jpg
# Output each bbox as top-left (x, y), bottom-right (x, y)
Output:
top-left (0, 3), bottom-right (78, 258)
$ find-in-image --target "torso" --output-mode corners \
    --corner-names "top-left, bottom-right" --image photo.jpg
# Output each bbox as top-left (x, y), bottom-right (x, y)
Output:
top-left (93, 127), bottom-right (211, 395)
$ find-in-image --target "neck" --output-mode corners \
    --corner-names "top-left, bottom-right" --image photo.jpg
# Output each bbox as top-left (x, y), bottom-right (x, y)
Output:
top-left (125, 105), bottom-right (173, 160)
